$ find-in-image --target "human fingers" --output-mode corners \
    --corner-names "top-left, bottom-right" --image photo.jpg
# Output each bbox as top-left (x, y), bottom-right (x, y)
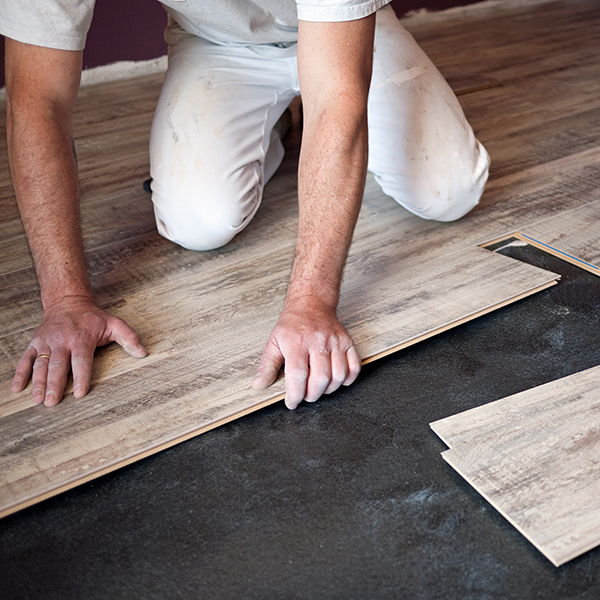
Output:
top-left (107, 316), bottom-right (147, 358)
top-left (304, 348), bottom-right (332, 403)
top-left (343, 344), bottom-right (362, 386)
top-left (323, 346), bottom-right (349, 395)
top-left (44, 348), bottom-right (71, 406)
top-left (283, 347), bottom-right (310, 410)
top-left (71, 342), bottom-right (96, 399)
top-left (12, 346), bottom-right (39, 394)
top-left (30, 350), bottom-right (52, 403)
top-left (252, 339), bottom-right (284, 390)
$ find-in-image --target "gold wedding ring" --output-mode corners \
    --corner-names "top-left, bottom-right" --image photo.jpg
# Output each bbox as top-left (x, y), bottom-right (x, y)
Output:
top-left (36, 353), bottom-right (51, 360)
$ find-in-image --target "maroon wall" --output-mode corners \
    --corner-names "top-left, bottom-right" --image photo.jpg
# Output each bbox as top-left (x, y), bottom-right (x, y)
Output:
top-left (0, 0), bottom-right (167, 89)
top-left (83, 1), bottom-right (168, 71)
top-left (1, 0), bottom-right (487, 88)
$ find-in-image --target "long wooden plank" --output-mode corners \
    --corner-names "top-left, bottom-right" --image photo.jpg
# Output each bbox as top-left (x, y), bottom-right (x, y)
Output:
top-left (0, 248), bottom-right (558, 518)
top-left (431, 364), bottom-right (600, 567)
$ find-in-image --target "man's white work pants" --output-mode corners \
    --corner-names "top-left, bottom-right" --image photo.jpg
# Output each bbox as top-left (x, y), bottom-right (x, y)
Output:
top-left (149, 6), bottom-right (490, 251)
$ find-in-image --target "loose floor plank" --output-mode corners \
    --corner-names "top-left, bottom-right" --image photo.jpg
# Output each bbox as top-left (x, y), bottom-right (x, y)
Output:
top-left (0, 248), bottom-right (558, 518)
top-left (431, 364), bottom-right (600, 567)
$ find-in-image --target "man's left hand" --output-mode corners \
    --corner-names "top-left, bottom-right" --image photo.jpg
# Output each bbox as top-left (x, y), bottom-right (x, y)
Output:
top-left (252, 297), bottom-right (361, 409)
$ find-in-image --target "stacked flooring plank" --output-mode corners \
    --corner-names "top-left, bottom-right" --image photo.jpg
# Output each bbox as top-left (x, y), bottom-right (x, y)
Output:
top-left (1, 0), bottom-right (600, 518)
top-left (431, 365), bottom-right (600, 567)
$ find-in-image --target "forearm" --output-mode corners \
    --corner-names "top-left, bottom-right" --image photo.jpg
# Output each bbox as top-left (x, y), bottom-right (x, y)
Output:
top-left (254, 16), bottom-right (375, 404)
top-left (289, 15), bottom-right (375, 310)
top-left (289, 110), bottom-right (368, 308)
top-left (253, 118), bottom-right (367, 405)
top-left (6, 41), bottom-right (91, 309)
top-left (7, 107), bottom-right (146, 405)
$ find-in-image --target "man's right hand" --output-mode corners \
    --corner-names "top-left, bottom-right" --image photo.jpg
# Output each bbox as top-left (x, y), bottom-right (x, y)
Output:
top-left (11, 297), bottom-right (147, 406)
top-left (5, 40), bottom-right (147, 407)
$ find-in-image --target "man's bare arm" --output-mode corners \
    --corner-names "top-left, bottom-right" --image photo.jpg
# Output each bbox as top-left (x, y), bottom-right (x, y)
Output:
top-left (7, 39), bottom-right (146, 406)
top-left (252, 15), bottom-right (376, 408)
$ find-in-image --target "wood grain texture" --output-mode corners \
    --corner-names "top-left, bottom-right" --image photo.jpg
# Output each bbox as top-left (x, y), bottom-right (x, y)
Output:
top-left (517, 200), bottom-right (600, 274)
top-left (431, 365), bottom-right (600, 567)
top-left (0, 249), bottom-right (557, 519)
top-left (0, 0), bottom-right (598, 517)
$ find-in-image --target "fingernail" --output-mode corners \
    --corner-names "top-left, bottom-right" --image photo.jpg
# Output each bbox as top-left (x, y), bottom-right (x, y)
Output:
top-left (74, 384), bottom-right (86, 398)
top-left (33, 389), bottom-right (43, 401)
top-left (11, 380), bottom-right (20, 391)
top-left (44, 392), bottom-right (56, 406)
top-left (135, 345), bottom-right (148, 357)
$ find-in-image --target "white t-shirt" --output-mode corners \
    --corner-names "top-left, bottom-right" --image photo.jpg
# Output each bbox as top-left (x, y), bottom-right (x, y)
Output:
top-left (0, 0), bottom-right (391, 52)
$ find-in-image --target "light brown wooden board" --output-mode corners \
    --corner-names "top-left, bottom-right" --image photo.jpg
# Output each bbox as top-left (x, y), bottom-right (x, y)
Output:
top-left (478, 198), bottom-right (600, 276)
top-left (0, 248), bottom-right (558, 519)
top-left (1, 0), bottom-right (599, 517)
top-left (517, 200), bottom-right (600, 274)
top-left (431, 364), bottom-right (600, 567)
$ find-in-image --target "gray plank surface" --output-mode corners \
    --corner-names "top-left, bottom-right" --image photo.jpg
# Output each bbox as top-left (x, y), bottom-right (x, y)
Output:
top-left (431, 364), bottom-right (600, 566)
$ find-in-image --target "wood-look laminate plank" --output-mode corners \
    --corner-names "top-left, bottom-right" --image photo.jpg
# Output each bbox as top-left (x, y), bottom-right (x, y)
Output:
top-left (409, 0), bottom-right (600, 81)
top-left (122, 246), bottom-right (557, 356)
top-left (0, 188), bottom-right (156, 276)
top-left (0, 301), bottom-right (175, 418)
top-left (0, 247), bottom-right (558, 518)
top-left (0, 114), bottom-right (158, 227)
top-left (410, 0), bottom-right (600, 180)
top-left (516, 200), bottom-right (600, 274)
top-left (447, 76), bottom-right (501, 97)
top-left (430, 364), bottom-right (600, 567)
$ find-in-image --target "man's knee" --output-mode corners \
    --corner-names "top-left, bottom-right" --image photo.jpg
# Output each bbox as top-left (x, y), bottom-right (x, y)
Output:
top-left (377, 174), bottom-right (485, 223)
top-left (151, 177), bottom-right (262, 251)
top-left (376, 140), bottom-right (491, 222)
top-left (154, 208), bottom-right (238, 251)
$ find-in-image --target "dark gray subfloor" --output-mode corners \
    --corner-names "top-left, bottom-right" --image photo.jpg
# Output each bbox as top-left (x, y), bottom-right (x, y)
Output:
top-left (1, 246), bottom-right (600, 600)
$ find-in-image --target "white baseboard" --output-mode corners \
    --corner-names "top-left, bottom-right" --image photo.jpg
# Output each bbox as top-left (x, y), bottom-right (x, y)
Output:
top-left (401, 0), bottom-right (555, 24)
top-left (79, 55), bottom-right (167, 88)
top-left (0, 55), bottom-right (167, 102)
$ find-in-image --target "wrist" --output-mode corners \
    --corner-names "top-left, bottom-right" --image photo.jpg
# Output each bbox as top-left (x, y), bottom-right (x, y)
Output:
top-left (39, 272), bottom-right (94, 312)
top-left (284, 288), bottom-right (339, 314)
top-left (287, 259), bottom-right (343, 311)
top-left (42, 292), bottom-right (96, 314)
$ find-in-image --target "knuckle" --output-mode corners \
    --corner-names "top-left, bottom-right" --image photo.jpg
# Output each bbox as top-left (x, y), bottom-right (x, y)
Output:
top-left (288, 367), bottom-right (309, 383)
top-left (314, 373), bottom-right (331, 389)
top-left (71, 355), bottom-right (88, 367)
top-left (314, 332), bottom-right (329, 347)
top-left (331, 372), bottom-right (346, 388)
